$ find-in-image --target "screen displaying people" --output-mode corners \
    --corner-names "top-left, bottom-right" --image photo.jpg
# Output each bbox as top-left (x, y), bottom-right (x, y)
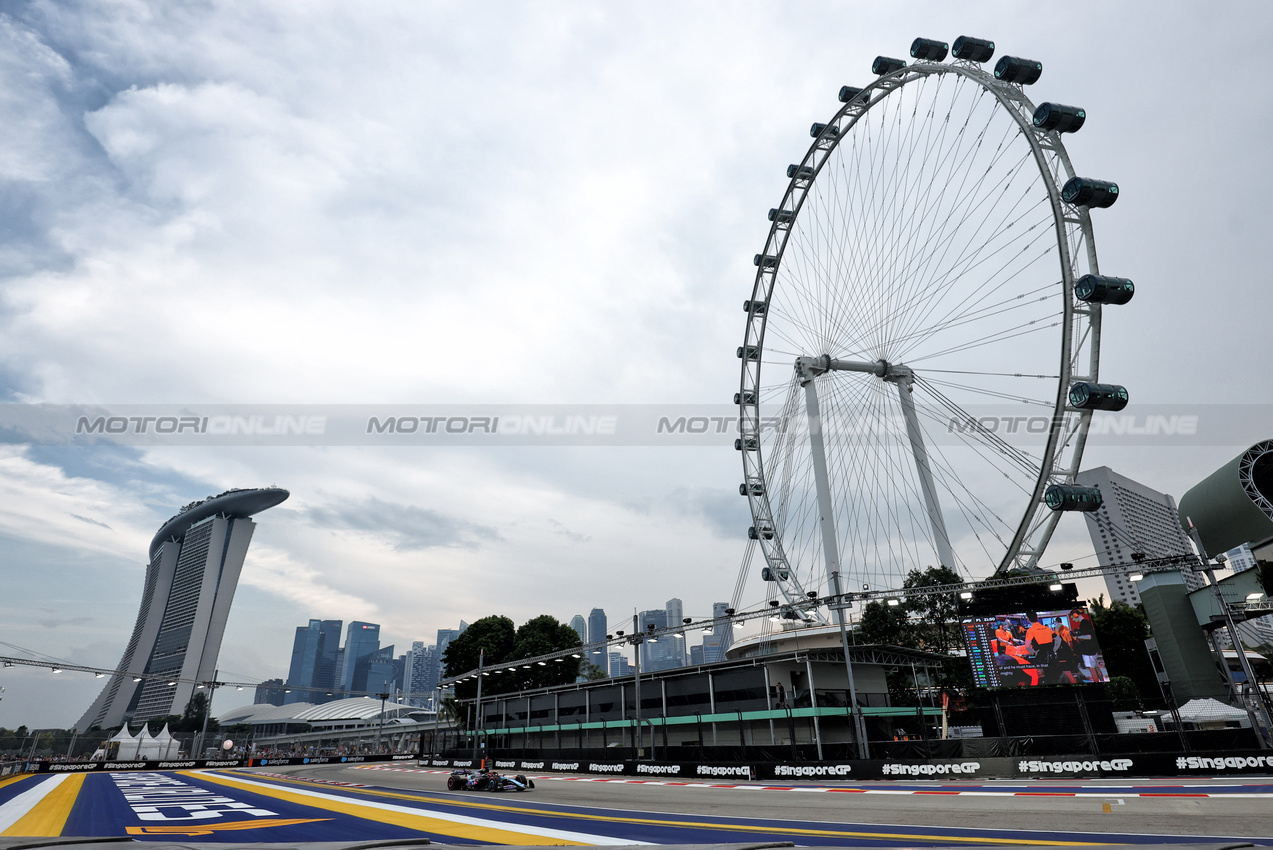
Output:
top-left (962, 608), bottom-right (1109, 688)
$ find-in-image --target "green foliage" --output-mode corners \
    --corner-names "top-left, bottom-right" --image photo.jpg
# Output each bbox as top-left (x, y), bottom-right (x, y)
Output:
top-left (1088, 597), bottom-right (1159, 703)
top-left (859, 600), bottom-right (912, 647)
top-left (903, 565), bottom-right (965, 653)
top-left (443, 614), bottom-right (582, 699)
top-left (580, 660), bottom-right (609, 681)
top-left (443, 615), bottom-right (517, 700)
top-left (1107, 675), bottom-right (1141, 711)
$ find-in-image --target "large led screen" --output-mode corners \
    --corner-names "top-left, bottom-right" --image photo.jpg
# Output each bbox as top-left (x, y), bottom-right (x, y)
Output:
top-left (961, 608), bottom-right (1110, 688)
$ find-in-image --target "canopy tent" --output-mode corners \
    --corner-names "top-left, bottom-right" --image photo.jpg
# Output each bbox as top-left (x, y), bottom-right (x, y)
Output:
top-left (1176, 697), bottom-right (1252, 727)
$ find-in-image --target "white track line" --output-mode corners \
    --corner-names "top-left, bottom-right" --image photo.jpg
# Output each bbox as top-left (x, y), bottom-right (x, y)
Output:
top-left (0, 775), bottom-right (67, 832)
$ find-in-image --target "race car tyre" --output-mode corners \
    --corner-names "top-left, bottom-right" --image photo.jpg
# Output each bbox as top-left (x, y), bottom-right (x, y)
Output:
top-left (446, 776), bottom-right (462, 791)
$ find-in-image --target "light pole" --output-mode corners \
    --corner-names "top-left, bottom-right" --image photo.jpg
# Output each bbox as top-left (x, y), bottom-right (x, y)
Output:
top-left (630, 614), bottom-right (647, 758)
top-left (195, 670), bottom-right (219, 757)
top-left (375, 682), bottom-right (389, 753)
top-left (471, 649), bottom-right (484, 764)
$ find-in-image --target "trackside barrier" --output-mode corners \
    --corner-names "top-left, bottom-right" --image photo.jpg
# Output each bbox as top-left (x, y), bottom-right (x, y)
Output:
top-left (33, 754), bottom-right (419, 773)
top-left (426, 751), bottom-right (1273, 779)
top-left (35, 750), bottom-right (1273, 778)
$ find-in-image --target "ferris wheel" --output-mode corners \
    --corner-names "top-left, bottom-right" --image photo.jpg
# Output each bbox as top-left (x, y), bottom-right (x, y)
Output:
top-left (737, 36), bottom-right (1135, 619)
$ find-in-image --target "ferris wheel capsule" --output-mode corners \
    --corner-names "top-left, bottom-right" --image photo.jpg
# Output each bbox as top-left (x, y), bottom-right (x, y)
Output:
top-left (872, 56), bottom-right (906, 75)
top-left (994, 55), bottom-right (1042, 84)
top-left (1062, 177), bottom-right (1119, 208)
top-left (1044, 485), bottom-right (1104, 512)
top-left (952, 35), bottom-right (995, 63)
top-left (1075, 274), bottom-right (1134, 305)
top-left (1033, 102), bottom-right (1086, 133)
top-left (1069, 382), bottom-right (1129, 411)
top-left (910, 38), bottom-right (949, 62)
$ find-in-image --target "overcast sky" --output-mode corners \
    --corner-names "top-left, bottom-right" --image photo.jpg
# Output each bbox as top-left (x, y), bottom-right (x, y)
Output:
top-left (1, 1), bottom-right (1270, 729)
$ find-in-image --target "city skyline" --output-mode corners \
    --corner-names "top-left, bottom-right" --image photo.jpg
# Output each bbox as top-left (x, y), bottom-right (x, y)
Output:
top-left (2, 3), bottom-right (1272, 728)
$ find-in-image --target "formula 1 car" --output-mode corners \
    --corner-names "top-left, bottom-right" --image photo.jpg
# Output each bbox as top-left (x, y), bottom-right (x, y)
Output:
top-left (446, 768), bottom-right (535, 792)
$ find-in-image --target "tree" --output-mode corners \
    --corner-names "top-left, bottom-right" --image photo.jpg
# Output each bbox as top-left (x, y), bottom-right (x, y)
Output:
top-left (1107, 676), bottom-right (1141, 711)
top-left (509, 615), bottom-right (582, 690)
top-left (1088, 597), bottom-right (1159, 703)
top-left (443, 615), bottom-right (516, 701)
top-left (580, 660), bottom-right (609, 681)
top-left (903, 565), bottom-right (965, 652)
top-left (859, 600), bottom-right (912, 647)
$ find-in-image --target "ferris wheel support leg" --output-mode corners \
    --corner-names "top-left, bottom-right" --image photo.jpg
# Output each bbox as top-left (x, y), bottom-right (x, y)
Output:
top-left (802, 374), bottom-right (870, 759)
top-left (892, 375), bottom-right (958, 572)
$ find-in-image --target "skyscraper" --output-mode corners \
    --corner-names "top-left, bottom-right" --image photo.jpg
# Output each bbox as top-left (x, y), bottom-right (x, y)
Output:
top-left (339, 622), bottom-right (381, 692)
top-left (712, 601), bottom-right (734, 653)
top-left (569, 614), bottom-right (587, 644)
top-left (285, 618), bottom-right (342, 704)
top-left (664, 598), bottom-right (685, 668)
top-left (435, 622), bottom-right (467, 684)
top-left (638, 608), bottom-right (671, 671)
top-left (587, 608), bottom-right (608, 676)
top-left (254, 678), bottom-right (285, 706)
top-left (356, 645), bottom-right (395, 695)
top-left (404, 641), bottom-right (438, 706)
top-left (1075, 466), bottom-right (1204, 605)
top-left (76, 487), bottom-right (289, 731)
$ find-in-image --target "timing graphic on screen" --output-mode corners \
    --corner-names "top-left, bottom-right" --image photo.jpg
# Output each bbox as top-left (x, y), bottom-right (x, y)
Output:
top-left (961, 608), bottom-right (1109, 688)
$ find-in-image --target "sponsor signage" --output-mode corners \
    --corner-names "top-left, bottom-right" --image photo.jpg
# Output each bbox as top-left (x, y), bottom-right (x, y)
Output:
top-left (882, 761), bottom-right (981, 777)
top-left (696, 764), bottom-right (754, 779)
top-left (773, 763), bottom-right (852, 778)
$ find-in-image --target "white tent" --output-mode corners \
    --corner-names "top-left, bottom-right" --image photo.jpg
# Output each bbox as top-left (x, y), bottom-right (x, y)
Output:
top-left (135, 725), bottom-right (163, 759)
top-left (151, 724), bottom-right (181, 759)
top-left (1176, 698), bottom-right (1252, 727)
top-left (111, 725), bottom-right (140, 760)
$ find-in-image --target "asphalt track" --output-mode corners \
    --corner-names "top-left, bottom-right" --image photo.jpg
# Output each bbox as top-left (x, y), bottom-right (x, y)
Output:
top-left (0, 763), bottom-right (1271, 845)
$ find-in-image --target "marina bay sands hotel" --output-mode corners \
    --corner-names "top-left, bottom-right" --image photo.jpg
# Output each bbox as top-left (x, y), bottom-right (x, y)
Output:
top-left (75, 487), bottom-right (289, 732)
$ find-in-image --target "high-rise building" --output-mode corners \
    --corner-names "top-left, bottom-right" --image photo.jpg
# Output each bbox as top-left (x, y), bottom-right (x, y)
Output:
top-left (75, 487), bottom-right (288, 731)
top-left (690, 644), bottom-right (704, 666)
top-left (356, 645), bottom-right (396, 695)
top-left (609, 651), bottom-right (632, 677)
top-left (435, 622), bottom-right (468, 684)
top-left (313, 619), bottom-right (343, 700)
top-left (569, 614), bottom-right (587, 644)
top-left (587, 608), bottom-right (608, 676)
top-left (712, 601), bottom-right (734, 654)
top-left (665, 598), bottom-right (685, 668)
top-left (404, 641), bottom-right (438, 706)
top-left (339, 622), bottom-right (381, 692)
top-left (285, 618), bottom-right (342, 704)
top-left (638, 608), bottom-right (672, 671)
top-left (1075, 467), bottom-right (1204, 605)
top-left (254, 678), bottom-right (286, 706)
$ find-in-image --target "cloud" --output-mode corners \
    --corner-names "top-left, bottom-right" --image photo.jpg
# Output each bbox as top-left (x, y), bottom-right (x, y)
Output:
top-left (306, 496), bottom-right (501, 551)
